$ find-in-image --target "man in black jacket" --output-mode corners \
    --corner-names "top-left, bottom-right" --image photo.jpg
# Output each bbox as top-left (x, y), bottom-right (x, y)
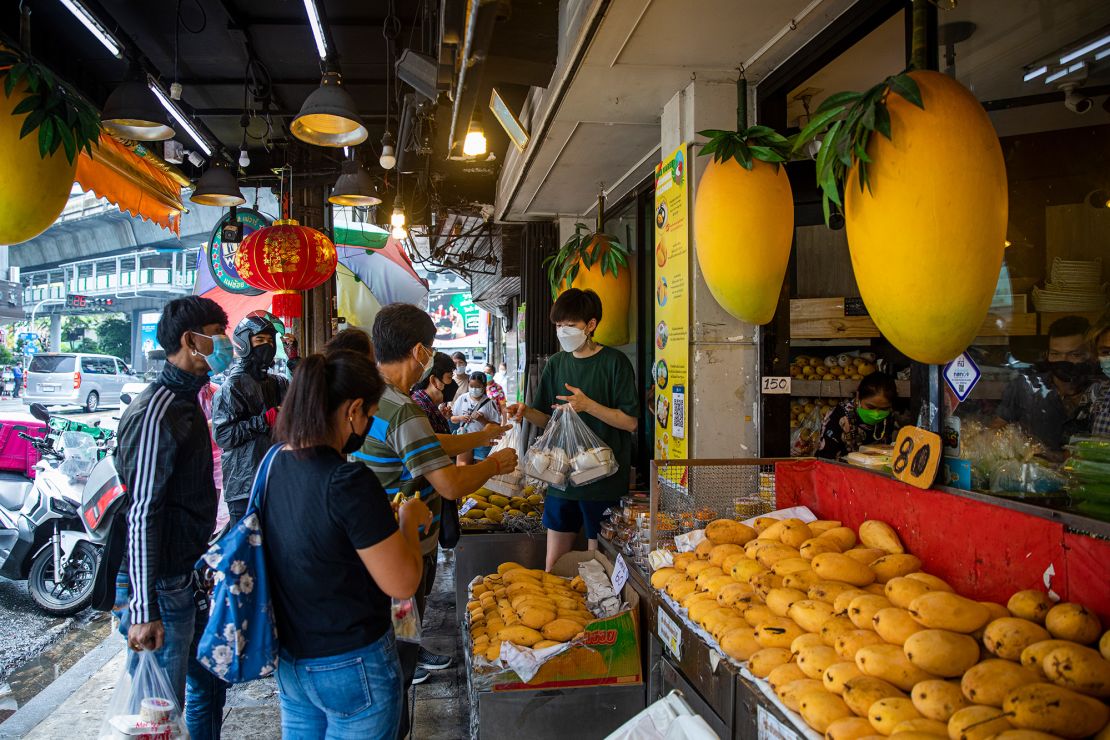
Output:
top-left (115, 296), bottom-right (230, 715)
top-left (212, 311), bottom-right (288, 523)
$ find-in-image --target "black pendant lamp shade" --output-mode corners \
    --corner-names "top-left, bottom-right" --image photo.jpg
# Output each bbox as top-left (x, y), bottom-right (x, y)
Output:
top-left (291, 72), bottom-right (368, 147)
top-left (101, 69), bottom-right (174, 141)
top-left (329, 159), bottom-right (382, 206)
top-left (190, 161), bottom-right (245, 207)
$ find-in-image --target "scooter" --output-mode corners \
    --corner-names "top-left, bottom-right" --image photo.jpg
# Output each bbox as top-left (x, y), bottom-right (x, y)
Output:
top-left (0, 403), bottom-right (126, 616)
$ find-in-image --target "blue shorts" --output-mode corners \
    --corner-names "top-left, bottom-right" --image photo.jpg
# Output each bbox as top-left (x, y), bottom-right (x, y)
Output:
top-left (542, 495), bottom-right (621, 540)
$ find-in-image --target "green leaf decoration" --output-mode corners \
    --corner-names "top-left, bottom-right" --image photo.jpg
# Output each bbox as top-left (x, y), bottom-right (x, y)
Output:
top-left (788, 70), bottom-right (927, 227)
top-left (696, 120), bottom-right (793, 172)
top-left (0, 47), bottom-right (101, 164)
top-left (544, 224), bottom-right (630, 296)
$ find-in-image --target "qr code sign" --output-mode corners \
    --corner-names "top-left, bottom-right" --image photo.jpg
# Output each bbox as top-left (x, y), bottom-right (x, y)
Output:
top-left (671, 385), bottom-right (685, 440)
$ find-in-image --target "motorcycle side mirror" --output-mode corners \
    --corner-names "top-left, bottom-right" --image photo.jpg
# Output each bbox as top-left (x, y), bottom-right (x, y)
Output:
top-left (120, 394), bottom-right (132, 406)
top-left (29, 403), bottom-right (49, 422)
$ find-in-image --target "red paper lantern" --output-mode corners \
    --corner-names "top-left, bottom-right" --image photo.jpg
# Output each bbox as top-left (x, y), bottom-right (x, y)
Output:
top-left (234, 218), bottom-right (338, 319)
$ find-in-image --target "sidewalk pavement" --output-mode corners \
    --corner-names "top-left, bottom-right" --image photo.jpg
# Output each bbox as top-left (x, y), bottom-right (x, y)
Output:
top-left (0, 551), bottom-right (466, 739)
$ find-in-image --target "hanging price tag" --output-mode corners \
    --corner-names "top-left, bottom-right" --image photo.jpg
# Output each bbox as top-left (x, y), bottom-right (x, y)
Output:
top-left (657, 606), bottom-right (683, 659)
top-left (459, 498), bottom-right (479, 516)
top-left (761, 377), bottom-right (792, 394)
top-left (611, 554), bottom-right (629, 595)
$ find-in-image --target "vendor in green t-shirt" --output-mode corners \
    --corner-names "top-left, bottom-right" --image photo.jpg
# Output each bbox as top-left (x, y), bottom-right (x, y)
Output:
top-left (508, 288), bottom-right (638, 570)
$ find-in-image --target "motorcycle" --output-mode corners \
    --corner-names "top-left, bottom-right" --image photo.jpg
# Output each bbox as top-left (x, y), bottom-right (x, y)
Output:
top-left (0, 403), bottom-right (126, 616)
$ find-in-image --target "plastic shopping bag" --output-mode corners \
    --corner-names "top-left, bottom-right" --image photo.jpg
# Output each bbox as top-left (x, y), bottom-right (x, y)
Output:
top-left (522, 404), bottom-right (617, 488)
top-left (392, 597), bottom-right (422, 643)
top-left (99, 649), bottom-right (189, 739)
top-left (484, 422), bottom-right (526, 497)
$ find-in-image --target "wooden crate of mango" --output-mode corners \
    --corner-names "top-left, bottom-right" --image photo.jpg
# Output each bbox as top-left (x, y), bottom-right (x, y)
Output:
top-left (461, 485), bottom-right (544, 530)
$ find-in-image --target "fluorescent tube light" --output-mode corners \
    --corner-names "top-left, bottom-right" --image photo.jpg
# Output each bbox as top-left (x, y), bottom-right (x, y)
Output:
top-left (1045, 68), bottom-right (1071, 84)
top-left (148, 80), bottom-right (213, 156)
top-left (57, 0), bottom-right (123, 58)
top-left (1060, 34), bottom-right (1110, 65)
top-left (1023, 65), bottom-right (1048, 82)
top-left (303, 0), bottom-right (328, 60)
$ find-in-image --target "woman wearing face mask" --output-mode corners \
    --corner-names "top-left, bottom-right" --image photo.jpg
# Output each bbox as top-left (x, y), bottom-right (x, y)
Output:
top-left (451, 372), bottom-right (500, 462)
top-left (816, 372), bottom-right (899, 461)
top-left (410, 352), bottom-right (458, 434)
top-left (1084, 323), bottom-right (1110, 437)
top-left (263, 350), bottom-right (431, 738)
top-left (507, 288), bottom-right (639, 571)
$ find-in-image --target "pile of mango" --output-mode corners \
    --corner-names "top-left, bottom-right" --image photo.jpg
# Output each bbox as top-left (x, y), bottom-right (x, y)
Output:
top-left (461, 485), bottom-right (543, 526)
top-left (791, 353), bottom-right (879, 381)
top-left (650, 517), bottom-right (1110, 739)
top-left (467, 562), bottom-right (592, 662)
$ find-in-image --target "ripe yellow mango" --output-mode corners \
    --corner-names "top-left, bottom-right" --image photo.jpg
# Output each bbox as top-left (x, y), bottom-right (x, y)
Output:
top-left (1002, 683), bottom-right (1109, 738)
top-left (911, 679), bottom-right (969, 722)
top-left (842, 675), bottom-right (906, 717)
top-left (961, 659), bottom-right (1038, 707)
top-left (903, 573), bottom-right (952, 592)
top-left (819, 527), bottom-right (859, 551)
top-left (868, 697), bottom-right (921, 735)
top-left (849, 594), bottom-right (893, 630)
top-left (783, 569), bottom-right (823, 592)
top-left (823, 616), bottom-right (858, 647)
top-left (768, 662), bottom-right (808, 692)
top-left (836, 629), bottom-right (887, 662)
top-left (908, 592), bottom-right (991, 633)
top-left (1043, 644), bottom-right (1110, 698)
top-left (1045, 603), bottom-right (1102, 645)
top-left (720, 626), bottom-right (763, 662)
top-left (824, 661), bottom-right (865, 695)
top-left (800, 689), bottom-right (855, 733)
top-left (801, 538), bottom-right (843, 560)
top-left (947, 705), bottom-right (1012, 740)
top-left (826, 717), bottom-right (879, 740)
top-left (903, 630), bottom-right (981, 678)
top-left (859, 520), bottom-right (905, 554)
top-left (870, 554), bottom-right (922, 583)
top-left (798, 644), bottom-right (842, 680)
top-left (890, 717), bottom-right (948, 736)
top-left (749, 647), bottom-right (794, 678)
top-left (755, 616), bottom-right (807, 649)
top-left (813, 553), bottom-right (877, 587)
top-left (983, 617), bottom-right (1052, 661)
top-left (498, 625), bottom-right (544, 647)
top-left (855, 643), bottom-right (937, 691)
top-left (791, 599), bottom-right (836, 635)
top-left (767, 587), bottom-right (808, 617)
top-left (874, 608), bottom-right (927, 646)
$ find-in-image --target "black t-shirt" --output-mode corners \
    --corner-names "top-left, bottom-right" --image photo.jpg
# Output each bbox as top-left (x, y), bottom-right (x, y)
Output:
top-left (262, 446), bottom-right (398, 659)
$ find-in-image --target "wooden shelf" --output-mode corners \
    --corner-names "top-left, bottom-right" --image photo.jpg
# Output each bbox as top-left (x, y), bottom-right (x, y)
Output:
top-left (790, 298), bottom-right (1040, 340)
top-left (790, 378), bottom-right (1009, 399)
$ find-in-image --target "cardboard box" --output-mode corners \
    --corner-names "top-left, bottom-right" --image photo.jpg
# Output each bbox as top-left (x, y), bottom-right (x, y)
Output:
top-left (474, 550), bottom-right (642, 691)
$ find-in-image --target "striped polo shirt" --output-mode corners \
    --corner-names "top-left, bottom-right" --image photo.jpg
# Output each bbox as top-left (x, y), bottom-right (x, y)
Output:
top-left (353, 384), bottom-right (453, 554)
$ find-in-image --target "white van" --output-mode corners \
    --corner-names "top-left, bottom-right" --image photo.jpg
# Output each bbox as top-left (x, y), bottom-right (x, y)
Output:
top-left (22, 353), bottom-right (138, 412)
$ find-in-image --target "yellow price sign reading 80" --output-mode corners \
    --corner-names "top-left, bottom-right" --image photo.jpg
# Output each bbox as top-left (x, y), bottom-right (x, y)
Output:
top-left (891, 426), bottom-right (942, 490)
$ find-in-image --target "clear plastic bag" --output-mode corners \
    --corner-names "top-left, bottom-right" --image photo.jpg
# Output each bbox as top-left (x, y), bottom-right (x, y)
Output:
top-left (59, 430), bottom-right (98, 479)
top-left (522, 405), bottom-right (617, 488)
top-left (484, 422), bottom-right (525, 497)
top-left (990, 460), bottom-right (1067, 496)
top-left (392, 597), bottom-right (422, 643)
top-left (99, 649), bottom-right (189, 739)
top-left (790, 405), bottom-right (827, 457)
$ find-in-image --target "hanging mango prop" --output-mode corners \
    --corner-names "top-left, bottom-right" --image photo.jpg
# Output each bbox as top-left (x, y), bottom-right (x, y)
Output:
top-left (844, 71), bottom-right (1006, 363)
top-left (546, 223), bottom-right (631, 347)
top-left (692, 79), bottom-right (795, 325)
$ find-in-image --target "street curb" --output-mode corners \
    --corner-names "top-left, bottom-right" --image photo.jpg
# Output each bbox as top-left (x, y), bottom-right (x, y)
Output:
top-left (0, 632), bottom-right (123, 739)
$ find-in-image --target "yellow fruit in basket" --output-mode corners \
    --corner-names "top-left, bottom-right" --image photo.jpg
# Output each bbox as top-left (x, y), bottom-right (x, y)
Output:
top-left (845, 547), bottom-right (886, 565)
top-left (768, 662), bottom-right (808, 692)
top-left (801, 538), bottom-right (843, 560)
top-left (744, 604), bottom-right (777, 628)
top-left (780, 679), bottom-right (826, 711)
top-left (705, 519), bottom-right (757, 545)
top-left (721, 552), bottom-right (749, 573)
top-left (961, 659), bottom-right (1039, 707)
top-left (1003, 683), bottom-right (1109, 738)
top-left (798, 644), bottom-right (841, 680)
top-left (484, 507), bottom-right (504, 523)
top-left (751, 571), bottom-right (785, 600)
top-left (695, 566), bottom-right (726, 590)
top-left (767, 587), bottom-right (807, 617)
top-left (721, 627), bottom-right (763, 662)
top-left (708, 543), bottom-right (745, 567)
top-left (819, 527), bottom-right (859, 551)
top-left (681, 591), bottom-right (716, 610)
top-left (689, 598), bottom-right (724, 625)
top-left (772, 557), bottom-right (812, 577)
top-left (485, 641), bottom-right (503, 662)
top-left (1043, 644), bottom-right (1110, 697)
top-left (755, 617), bottom-right (807, 649)
top-left (762, 546), bottom-right (805, 569)
top-left (849, 595), bottom-right (893, 629)
top-left (983, 617), bottom-right (1052, 660)
top-left (856, 644), bottom-right (937, 691)
top-left (685, 560), bottom-right (715, 578)
top-left (750, 647), bottom-right (795, 678)
top-left (903, 630), bottom-right (980, 678)
top-left (694, 539), bottom-right (716, 560)
top-left (813, 553), bottom-right (877, 587)
top-left (809, 581), bottom-right (858, 604)
top-left (650, 567), bottom-right (678, 590)
top-left (532, 640), bottom-right (562, 650)
top-left (791, 600), bottom-right (836, 634)
top-left (463, 507), bottom-right (485, 520)
top-left (498, 625), bottom-right (544, 647)
top-left (835, 589), bottom-right (873, 616)
top-left (541, 618), bottom-right (584, 642)
top-left (1007, 591), bottom-right (1054, 625)
top-left (824, 661), bottom-right (865, 695)
top-left (730, 557), bottom-right (765, 584)
top-left (667, 577), bottom-right (696, 600)
top-left (792, 633), bottom-right (825, 653)
top-left (890, 717), bottom-right (948, 737)
top-left (859, 520), bottom-right (905, 554)
top-left (903, 572), bottom-right (952, 591)
top-left (825, 717), bottom-right (878, 740)
top-left (1045, 603), bottom-right (1103, 645)
top-left (800, 689), bottom-right (855, 733)
top-left (908, 592), bottom-right (990, 633)
top-left (870, 554), bottom-right (923, 583)
top-left (507, 508), bottom-right (523, 517)
top-left (885, 577), bottom-right (935, 609)
top-left (717, 582), bottom-right (757, 609)
top-left (526, 493), bottom-right (542, 505)
top-left (1021, 639), bottom-right (1077, 678)
top-left (911, 679), bottom-right (969, 722)
top-left (783, 569), bottom-right (822, 591)
top-left (487, 494), bottom-right (510, 508)
top-left (947, 706), bottom-right (1013, 740)
top-left (873, 608), bottom-right (926, 645)
top-left (822, 616), bottom-right (857, 647)
top-left (713, 616), bottom-right (750, 643)
top-left (842, 676), bottom-right (906, 717)
top-left (868, 697), bottom-right (922, 735)
top-left (706, 575), bottom-right (736, 597)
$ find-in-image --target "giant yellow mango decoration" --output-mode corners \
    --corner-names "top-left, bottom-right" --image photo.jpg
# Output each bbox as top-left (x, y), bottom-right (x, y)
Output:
top-left (0, 83), bottom-right (77, 245)
top-left (844, 70), bottom-right (1007, 364)
top-left (694, 158), bottom-right (794, 324)
top-left (558, 235), bottom-right (631, 347)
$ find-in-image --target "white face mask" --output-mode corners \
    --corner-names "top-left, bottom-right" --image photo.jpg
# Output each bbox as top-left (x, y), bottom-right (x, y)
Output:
top-left (468, 387), bottom-right (484, 399)
top-left (556, 326), bottom-right (588, 353)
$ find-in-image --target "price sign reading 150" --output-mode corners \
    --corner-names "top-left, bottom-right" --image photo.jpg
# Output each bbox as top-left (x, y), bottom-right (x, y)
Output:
top-left (761, 377), bottom-right (791, 394)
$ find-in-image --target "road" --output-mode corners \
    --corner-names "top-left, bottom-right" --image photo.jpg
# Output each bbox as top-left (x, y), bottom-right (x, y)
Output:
top-left (0, 398), bottom-right (121, 722)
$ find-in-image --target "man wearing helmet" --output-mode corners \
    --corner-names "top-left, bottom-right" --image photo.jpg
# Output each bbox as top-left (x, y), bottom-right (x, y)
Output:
top-left (212, 311), bottom-right (289, 523)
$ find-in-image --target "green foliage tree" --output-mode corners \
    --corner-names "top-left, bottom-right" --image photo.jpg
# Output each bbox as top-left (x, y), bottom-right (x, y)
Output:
top-left (95, 316), bottom-right (131, 360)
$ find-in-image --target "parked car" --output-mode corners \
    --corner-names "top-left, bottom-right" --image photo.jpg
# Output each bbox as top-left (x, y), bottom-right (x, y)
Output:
top-left (22, 353), bottom-right (138, 413)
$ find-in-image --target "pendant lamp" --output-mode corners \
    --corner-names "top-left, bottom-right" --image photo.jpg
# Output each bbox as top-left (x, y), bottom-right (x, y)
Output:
top-left (328, 159), bottom-right (382, 206)
top-left (291, 72), bottom-right (368, 147)
top-left (102, 67), bottom-right (174, 141)
top-left (190, 160), bottom-right (245, 207)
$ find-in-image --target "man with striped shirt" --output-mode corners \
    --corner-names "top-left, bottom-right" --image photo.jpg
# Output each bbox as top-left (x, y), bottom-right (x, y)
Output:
top-left (356, 304), bottom-right (515, 730)
top-left (114, 296), bottom-right (230, 733)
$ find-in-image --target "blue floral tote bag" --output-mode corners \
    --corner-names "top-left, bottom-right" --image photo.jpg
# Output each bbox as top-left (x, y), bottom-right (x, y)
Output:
top-left (195, 444), bottom-right (281, 683)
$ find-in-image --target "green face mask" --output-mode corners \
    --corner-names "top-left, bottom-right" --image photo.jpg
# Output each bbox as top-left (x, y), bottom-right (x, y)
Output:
top-left (856, 407), bottom-right (890, 425)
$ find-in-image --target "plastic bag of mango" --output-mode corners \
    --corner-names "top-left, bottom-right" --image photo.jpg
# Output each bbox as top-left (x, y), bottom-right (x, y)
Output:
top-left (461, 484), bottom-right (543, 526)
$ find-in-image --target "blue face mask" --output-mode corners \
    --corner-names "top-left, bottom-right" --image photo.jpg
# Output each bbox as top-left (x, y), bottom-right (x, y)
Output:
top-left (1102, 356), bottom-right (1110, 379)
top-left (193, 332), bottom-right (233, 375)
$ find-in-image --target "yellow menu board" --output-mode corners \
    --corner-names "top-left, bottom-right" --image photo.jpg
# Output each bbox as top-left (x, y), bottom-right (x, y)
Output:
top-left (653, 146), bottom-right (689, 460)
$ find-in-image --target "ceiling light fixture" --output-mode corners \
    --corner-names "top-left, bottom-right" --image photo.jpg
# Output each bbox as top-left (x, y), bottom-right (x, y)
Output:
top-left (57, 0), bottom-right (123, 58)
top-left (1045, 67), bottom-right (1071, 85)
top-left (1022, 65), bottom-right (1047, 82)
top-left (291, 71), bottom-right (368, 147)
top-left (328, 159), bottom-right (382, 206)
top-left (190, 160), bottom-right (245, 207)
top-left (1060, 34), bottom-right (1110, 65)
top-left (462, 122), bottom-right (487, 157)
top-left (390, 203), bottom-right (406, 229)
top-left (302, 0), bottom-right (329, 61)
top-left (101, 68), bottom-right (175, 142)
top-left (148, 79), bottom-right (213, 155)
top-left (379, 131), bottom-right (397, 169)
top-left (391, 224), bottom-right (408, 240)
top-left (238, 148), bottom-right (250, 168)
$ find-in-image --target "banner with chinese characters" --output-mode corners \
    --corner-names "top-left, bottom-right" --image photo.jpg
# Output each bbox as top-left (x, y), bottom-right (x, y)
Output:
top-left (653, 145), bottom-right (689, 460)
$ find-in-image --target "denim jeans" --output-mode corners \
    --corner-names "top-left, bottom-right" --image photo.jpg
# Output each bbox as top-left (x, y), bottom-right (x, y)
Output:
top-left (117, 572), bottom-right (227, 738)
top-left (276, 631), bottom-right (403, 740)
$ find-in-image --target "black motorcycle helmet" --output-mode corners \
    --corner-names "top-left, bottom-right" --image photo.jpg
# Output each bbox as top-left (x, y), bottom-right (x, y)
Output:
top-left (232, 310), bottom-right (279, 359)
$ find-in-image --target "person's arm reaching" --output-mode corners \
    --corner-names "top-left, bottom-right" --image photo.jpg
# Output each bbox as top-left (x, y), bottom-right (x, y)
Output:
top-left (506, 403), bottom-right (550, 429)
top-left (436, 423), bottom-right (509, 457)
top-left (424, 448), bottom-right (518, 500)
top-left (212, 383), bottom-right (271, 449)
top-left (556, 383), bottom-right (638, 432)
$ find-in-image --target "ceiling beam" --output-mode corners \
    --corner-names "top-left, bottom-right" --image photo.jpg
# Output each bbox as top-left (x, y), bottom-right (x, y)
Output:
top-left (174, 77), bottom-right (388, 87)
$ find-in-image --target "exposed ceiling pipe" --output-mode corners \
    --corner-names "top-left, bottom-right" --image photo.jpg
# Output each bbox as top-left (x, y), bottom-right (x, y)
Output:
top-left (447, 0), bottom-right (500, 156)
top-left (742, 0), bottom-right (826, 71)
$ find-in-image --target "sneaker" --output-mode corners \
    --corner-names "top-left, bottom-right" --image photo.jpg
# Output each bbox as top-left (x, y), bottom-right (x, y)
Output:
top-left (417, 647), bottom-right (453, 671)
top-left (412, 666), bottom-right (431, 685)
